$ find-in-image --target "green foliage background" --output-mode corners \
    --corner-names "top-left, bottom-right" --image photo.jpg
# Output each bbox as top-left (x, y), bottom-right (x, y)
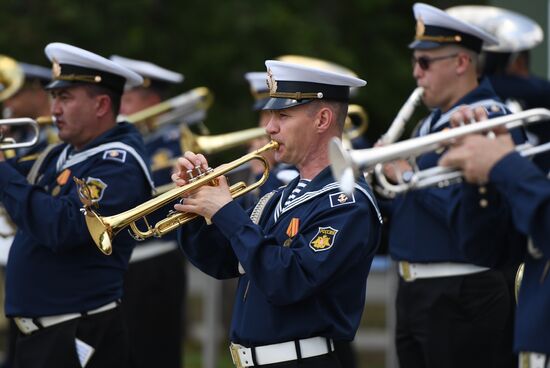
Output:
top-left (0, 0), bottom-right (487, 142)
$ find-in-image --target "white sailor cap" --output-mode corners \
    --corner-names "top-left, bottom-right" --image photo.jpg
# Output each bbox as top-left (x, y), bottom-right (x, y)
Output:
top-left (110, 55), bottom-right (183, 90)
top-left (18, 62), bottom-right (51, 85)
top-left (263, 60), bottom-right (366, 110)
top-left (244, 72), bottom-right (269, 111)
top-left (410, 3), bottom-right (498, 53)
top-left (446, 6), bottom-right (543, 53)
top-left (44, 43), bottom-right (143, 95)
top-left (276, 55), bottom-right (360, 98)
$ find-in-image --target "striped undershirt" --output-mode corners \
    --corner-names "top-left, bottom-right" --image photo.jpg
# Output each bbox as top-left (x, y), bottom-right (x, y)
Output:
top-left (283, 179), bottom-right (310, 208)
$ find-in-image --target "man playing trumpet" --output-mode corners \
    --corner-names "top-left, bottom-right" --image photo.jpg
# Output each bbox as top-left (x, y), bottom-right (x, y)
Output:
top-left (172, 60), bottom-right (381, 368)
top-left (379, 3), bottom-right (527, 367)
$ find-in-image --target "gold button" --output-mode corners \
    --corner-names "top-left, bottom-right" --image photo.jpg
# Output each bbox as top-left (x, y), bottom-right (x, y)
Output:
top-left (479, 199), bottom-right (488, 208)
top-left (478, 186), bottom-right (487, 194)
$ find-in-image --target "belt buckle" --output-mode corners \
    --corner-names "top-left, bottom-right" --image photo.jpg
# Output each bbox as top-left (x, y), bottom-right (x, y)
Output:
top-left (229, 344), bottom-right (244, 368)
top-left (400, 261), bottom-right (414, 282)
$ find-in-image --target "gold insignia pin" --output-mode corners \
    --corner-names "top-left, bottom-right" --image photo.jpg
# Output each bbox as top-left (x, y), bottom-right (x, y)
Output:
top-left (52, 58), bottom-right (61, 79)
top-left (416, 17), bottom-right (425, 38)
top-left (266, 68), bottom-right (277, 94)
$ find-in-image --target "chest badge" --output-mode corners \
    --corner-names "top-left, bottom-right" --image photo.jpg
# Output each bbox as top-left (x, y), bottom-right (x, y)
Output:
top-left (85, 177), bottom-right (108, 203)
top-left (284, 218), bottom-right (300, 247)
top-left (309, 226), bottom-right (338, 252)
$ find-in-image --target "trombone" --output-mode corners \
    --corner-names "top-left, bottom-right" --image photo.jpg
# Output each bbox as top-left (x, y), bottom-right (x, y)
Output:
top-left (124, 87), bottom-right (213, 131)
top-left (75, 140), bottom-right (279, 255)
top-left (151, 125), bottom-right (268, 172)
top-left (329, 108), bottom-right (550, 195)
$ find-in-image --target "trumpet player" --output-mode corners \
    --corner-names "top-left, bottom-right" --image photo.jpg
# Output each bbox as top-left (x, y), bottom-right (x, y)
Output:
top-left (440, 107), bottom-right (550, 368)
top-left (378, 4), bottom-right (528, 368)
top-left (173, 60), bottom-right (381, 368)
top-left (0, 43), bottom-right (154, 368)
top-left (110, 55), bottom-right (186, 368)
top-left (2, 62), bottom-right (53, 157)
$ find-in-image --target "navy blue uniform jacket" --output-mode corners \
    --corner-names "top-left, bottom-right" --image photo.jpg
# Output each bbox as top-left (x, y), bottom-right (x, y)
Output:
top-left (179, 167), bottom-right (381, 346)
top-left (0, 122), bottom-right (153, 317)
top-left (490, 153), bottom-right (550, 354)
top-left (386, 78), bottom-right (525, 266)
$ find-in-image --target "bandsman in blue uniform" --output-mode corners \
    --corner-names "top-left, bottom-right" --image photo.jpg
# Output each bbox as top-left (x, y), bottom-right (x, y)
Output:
top-left (0, 61), bottom-right (53, 368)
top-left (439, 108), bottom-right (550, 368)
top-left (379, 4), bottom-right (526, 367)
top-left (446, 5), bottom-right (550, 173)
top-left (0, 43), bottom-right (154, 368)
top-left (243, 71), bottom-right (298, 207)
top-left (174, 60), bottom-right (381, 368)
top-left (109, 55), bottom-right (186, 368)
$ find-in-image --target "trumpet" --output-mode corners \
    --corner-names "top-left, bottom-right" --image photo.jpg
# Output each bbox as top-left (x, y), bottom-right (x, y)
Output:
top-left (0, 118), bottom-right (41, 150)
top-left (124, 87), bottom-right (213, 130)
top-left (330, 108), bottom-right (550, 195)
top-left (75, 140), bottom-right (279, 255)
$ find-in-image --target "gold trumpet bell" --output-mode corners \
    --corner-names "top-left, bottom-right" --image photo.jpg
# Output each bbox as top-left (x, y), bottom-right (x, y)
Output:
top-left (85, 210), bottom-right (114, 255)
top-left (74, 177), bottom-right (114, 255)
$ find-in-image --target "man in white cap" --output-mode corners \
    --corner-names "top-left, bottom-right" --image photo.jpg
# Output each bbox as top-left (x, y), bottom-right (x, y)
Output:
top-left (0, 42), bottom-right (154, 368)
top-left (379, 3), bottom-right (526, 367)
top-left (172, 60), bottom-right (381, 367)
top-left (109, 55), bottom-right (186, 368)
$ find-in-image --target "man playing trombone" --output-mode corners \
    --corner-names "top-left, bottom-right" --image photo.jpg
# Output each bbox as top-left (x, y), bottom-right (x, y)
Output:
top-left (379, 3), bottom-right (526, 367)
top-left (440, 107), bottom-right (550, 368)
top-left (172, 60), bottom-right (381, 368)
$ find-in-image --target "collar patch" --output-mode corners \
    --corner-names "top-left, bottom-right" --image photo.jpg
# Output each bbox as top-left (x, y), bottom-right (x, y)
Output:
top-left (329, 192), bottom-right (355, 207)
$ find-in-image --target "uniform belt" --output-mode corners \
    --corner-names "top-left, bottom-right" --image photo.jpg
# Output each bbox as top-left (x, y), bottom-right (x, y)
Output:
top-left (13, 300), bottom-right (120, 335)
top-left (229, 336), bottom-right (334, 368)
top-left (398, 261), bottom-right (489, 282)
top-left (519, 352), bottom-right (550, 368)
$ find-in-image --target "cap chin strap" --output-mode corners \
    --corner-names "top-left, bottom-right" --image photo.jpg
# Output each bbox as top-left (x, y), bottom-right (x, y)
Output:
top-left (270, 91), bottom-right (323, 100)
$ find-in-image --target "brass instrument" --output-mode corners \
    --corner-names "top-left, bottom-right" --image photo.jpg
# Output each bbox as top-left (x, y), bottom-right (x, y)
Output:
top-left (343, 104), bottom-right (369, 142)
top-left (151, 125), bottom-right (268, 172)
top-left (0, 55), bottom-right (24, 102)
top-left (329, 108), bottom-right (550, 195)
top-left (514, 262), bottom-right (524, 303)
top-left (0, 118), bottom-right (41, 150)
top-left (373, 87), bottom-right (424, 198)
top-left (76, 140), bottom-right (279, 255)
top-left (125, 87), bottom-right (213, 130)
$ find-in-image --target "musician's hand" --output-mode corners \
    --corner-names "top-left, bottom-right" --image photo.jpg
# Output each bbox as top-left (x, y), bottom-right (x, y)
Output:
top-left (382, 160), bottom-right (413, 184)
top-left (173, 175), bottom-right (233, 220)
top-left (449, 105), bottom-right (508, 136)
top-left (171, 151), bottom-right (209, 187)
top-left (439, 134), bottom-right (515, 184)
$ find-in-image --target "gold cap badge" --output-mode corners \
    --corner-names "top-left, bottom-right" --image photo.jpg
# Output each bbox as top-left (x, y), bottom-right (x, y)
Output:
top-left (52, 58), bottom-right (61, 79)
top-left (266, 68), bottom-right (277, 94)
top-left (416, 17), bottom-right (425, 38)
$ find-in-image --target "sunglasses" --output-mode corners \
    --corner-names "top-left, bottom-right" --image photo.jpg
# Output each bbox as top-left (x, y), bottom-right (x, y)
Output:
top-left (411, 53), bottom-right (459, 71)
